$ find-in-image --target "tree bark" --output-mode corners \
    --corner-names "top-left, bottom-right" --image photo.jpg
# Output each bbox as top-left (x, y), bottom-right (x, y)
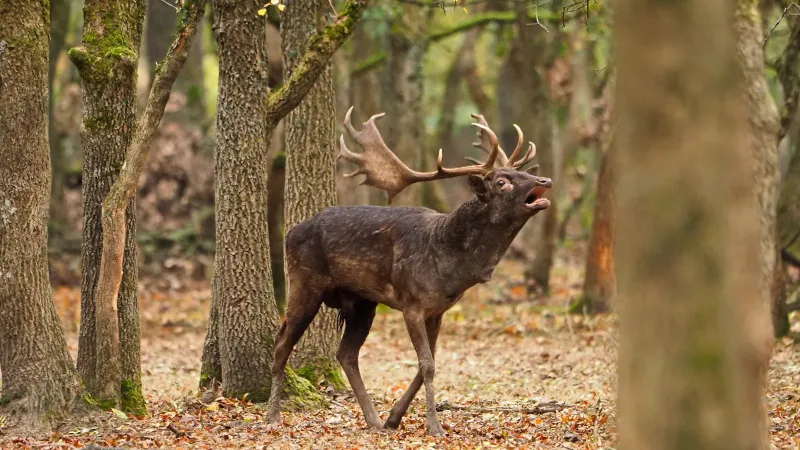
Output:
top-left (0, 1), bottom-right (83, 426)
top-left (281, 0), bottom-right (343, 384)
top-left (69, 0), bottom-right (146, 410)
top-left (615, 1), bottom-right (774, 449)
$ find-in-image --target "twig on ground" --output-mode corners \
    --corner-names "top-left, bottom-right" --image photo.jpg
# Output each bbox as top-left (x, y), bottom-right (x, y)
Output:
top-left (436, 399), bottom-right (569, 415)
top-left (166, 423), bottom-right (187, 438)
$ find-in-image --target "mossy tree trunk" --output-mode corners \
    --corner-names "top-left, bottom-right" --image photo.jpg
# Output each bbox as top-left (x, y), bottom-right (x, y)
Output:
top-left (281, 0), bottom-right (343, 387)
top-left (86, 0), bottom-right (206, 415)
top-left (199, 0), bottom-right (369, 399)
top-left (69, 0), bottom-right (146, 412)
top-left (615, 0), bottom-right (773, 448)
top-left (0, 0), bottom-right (83, 426)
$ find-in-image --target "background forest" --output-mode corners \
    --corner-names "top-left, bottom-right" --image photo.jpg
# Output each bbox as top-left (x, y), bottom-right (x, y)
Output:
top-left (1, 0), bottom-right (800, 448)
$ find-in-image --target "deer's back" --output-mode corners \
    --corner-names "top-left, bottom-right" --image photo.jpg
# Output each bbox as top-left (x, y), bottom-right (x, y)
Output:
top-left (285, 205), bottom-right (445, 308)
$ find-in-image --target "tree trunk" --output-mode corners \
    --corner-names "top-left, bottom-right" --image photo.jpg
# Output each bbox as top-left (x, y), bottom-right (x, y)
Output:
top-left (69, 0), bottom-right (146, 411)
top-left (281, 0), bottom-right (343, 386)
top-left (204, 0), bottom-right (280, 401)
top-left (615, 1), bottom-right (774, 449)
top-left (49, 0), bottom-right (72, 227)
top-left (0, 1), bottom-right (83, 426)
top-left (498, 8), bottom-right (557, 292)
top-left (581, 132), bottom-right (616, 313)
top-left (383, 4), bottom-right (433, 207)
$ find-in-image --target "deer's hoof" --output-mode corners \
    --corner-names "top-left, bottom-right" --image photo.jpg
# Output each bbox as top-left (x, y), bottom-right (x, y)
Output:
top-left (383, 418), bottom-right (401, 430)
top-left (425, 421), bottom-right (446, 436)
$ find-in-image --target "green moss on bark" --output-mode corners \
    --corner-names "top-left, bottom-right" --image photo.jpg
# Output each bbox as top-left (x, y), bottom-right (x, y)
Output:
top-left (294, 360), bottom-right (346, 391)
top-left (283, 367), bottom-right (327, 410)
top-left (120, 379), bottom-right (147, 416)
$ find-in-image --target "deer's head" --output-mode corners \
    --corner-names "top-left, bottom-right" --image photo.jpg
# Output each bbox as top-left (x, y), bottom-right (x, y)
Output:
top-left (337, 107), bottom-right (552, 219)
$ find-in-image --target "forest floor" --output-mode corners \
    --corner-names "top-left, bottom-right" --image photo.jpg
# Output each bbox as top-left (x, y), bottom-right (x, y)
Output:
top-left (2, 257), bottom-right (800, 449)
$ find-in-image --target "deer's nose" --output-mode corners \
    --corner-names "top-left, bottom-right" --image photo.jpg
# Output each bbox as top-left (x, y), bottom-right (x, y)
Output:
top-left (535, 177), bottom-right (553, 188)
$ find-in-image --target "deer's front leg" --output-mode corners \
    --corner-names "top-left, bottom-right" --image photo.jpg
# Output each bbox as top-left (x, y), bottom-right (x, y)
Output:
top-left (384, 315), bottom-right (441, 429)
top-left (402, 310), bottom-right (445, 436)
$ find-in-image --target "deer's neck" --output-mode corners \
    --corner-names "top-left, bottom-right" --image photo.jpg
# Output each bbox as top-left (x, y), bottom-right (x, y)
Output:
top-left (438, 198), bottom-right (527, 266)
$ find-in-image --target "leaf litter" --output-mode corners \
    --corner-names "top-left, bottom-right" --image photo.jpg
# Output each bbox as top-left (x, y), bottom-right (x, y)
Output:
top-left (1, 254), bottom-right (799, 449)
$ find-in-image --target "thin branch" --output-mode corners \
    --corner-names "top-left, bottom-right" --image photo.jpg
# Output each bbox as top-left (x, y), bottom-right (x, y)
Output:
top-left (764, 3), bottom-right (800, 47)
top-left (266, 0), bottom-right (369, 124)
top-left (528, 0), bottom-right (550, 32)
top-left (436, 400), bottom-right (569, 415)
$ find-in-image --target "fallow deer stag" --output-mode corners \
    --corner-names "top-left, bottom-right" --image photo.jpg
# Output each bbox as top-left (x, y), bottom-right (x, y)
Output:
top-left (265, 107), bottom-right (552, 436)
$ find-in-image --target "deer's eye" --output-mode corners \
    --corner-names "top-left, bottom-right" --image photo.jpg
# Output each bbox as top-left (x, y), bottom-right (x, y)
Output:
top-left (496, 180), bottom-right (506, 188)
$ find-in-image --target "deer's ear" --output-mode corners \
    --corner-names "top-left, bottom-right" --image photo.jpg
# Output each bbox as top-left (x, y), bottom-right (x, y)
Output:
top-left (467, 174), bottom-right (490, 201)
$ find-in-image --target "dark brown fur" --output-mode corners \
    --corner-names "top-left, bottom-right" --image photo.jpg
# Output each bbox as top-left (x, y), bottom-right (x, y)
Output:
top-left (265, 167), bottom-right (552, 435)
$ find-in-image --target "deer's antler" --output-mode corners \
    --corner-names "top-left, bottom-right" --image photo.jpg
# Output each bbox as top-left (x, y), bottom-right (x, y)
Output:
top-left (468, 113), bottom-right (538, 173)
top-left (338, 106), bottom-right (501, 203)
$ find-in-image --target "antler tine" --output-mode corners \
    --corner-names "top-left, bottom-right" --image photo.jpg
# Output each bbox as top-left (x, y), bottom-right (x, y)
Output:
top-left (511, 141), bottom-right (538, 170)
top-left (505, 124), bottom-right (525, 166)
top-left (470, 113), bottom-right (509, 167)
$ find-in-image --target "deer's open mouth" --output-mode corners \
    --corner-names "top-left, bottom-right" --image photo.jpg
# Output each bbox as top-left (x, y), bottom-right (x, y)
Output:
top-left (524, 186), bottom-right (550, 210)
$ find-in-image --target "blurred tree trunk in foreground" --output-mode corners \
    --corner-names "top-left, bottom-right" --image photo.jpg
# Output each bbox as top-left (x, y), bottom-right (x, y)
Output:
top-left (615, 0), bottom-right (773, 449)
top-left (0, 0), bottom-right (83, 426)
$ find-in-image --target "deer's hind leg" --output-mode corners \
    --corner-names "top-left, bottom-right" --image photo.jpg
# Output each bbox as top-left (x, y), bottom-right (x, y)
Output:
top-left (336, 292), bottom-right (382, 429)
top-left (384, 314), bottom-right (442, 429)
top-left (265, 277), bottom-right (327, 423)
